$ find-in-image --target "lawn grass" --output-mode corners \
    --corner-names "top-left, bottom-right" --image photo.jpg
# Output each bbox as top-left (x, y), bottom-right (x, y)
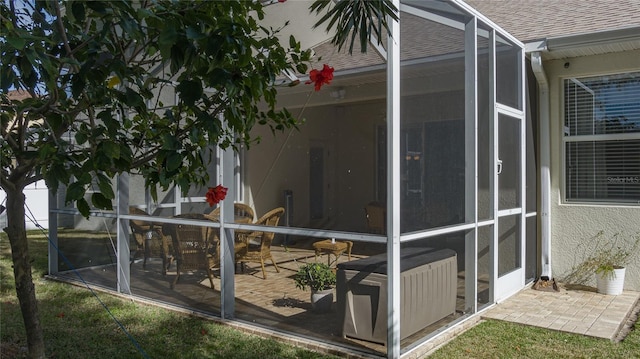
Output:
top-left (2, 230), bottom-right (639, 358)
top-left (1, 230), bottom-right (338, 359)
top-left (429, 318), bottom-right (639, 359)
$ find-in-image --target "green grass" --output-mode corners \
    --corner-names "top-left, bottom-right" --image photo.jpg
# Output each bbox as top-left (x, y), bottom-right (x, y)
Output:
top-left (2, 230), bottom-right (639, 358)
top-left (1, 230), bottom-right (338, 359)
top-left (430, 318), bottom-right (640, 359)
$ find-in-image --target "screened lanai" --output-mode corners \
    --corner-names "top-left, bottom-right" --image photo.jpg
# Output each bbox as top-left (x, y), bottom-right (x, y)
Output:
top-left (47, 1), bottom-right (537, 358)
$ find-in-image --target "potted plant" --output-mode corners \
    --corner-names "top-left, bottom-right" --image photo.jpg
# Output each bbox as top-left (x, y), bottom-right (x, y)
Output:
top-left (293, 262), bottom-right (337, 312)
top-left (566, 231), bottom-right (640, 295)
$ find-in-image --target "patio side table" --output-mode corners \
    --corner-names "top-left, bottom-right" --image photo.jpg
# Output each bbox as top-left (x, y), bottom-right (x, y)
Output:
top-left (313, 239), bottom-right (353, 266)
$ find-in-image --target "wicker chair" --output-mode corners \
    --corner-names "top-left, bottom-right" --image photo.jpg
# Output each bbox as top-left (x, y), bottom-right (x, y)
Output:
top-left (128, 207), bottom-right (172, 274)
top-left (204, 203), bottom-right (255, 224)
top-left (235, 207), bottom-right (285, 279)
top-left (163, 213), bottom-right (218, 290)
top-left (204, 203), bottom-right (256, 247)
top-left (364, 202), bottom-right (386, 234)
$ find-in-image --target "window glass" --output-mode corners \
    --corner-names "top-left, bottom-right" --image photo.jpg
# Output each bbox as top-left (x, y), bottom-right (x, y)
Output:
top-left (564, 72), bottom-right (640, 203)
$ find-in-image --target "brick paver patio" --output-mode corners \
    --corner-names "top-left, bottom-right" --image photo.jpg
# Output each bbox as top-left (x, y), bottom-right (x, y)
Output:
top-left (482, 285), bottom-right (640, 341)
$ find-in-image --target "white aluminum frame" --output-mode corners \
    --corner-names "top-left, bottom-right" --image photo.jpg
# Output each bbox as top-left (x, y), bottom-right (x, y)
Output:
top-left (44, 2), bottom-right (531, 359)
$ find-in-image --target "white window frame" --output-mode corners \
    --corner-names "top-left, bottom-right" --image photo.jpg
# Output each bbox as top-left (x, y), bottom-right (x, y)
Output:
top-left (562, 71), bottom-right (640, 205)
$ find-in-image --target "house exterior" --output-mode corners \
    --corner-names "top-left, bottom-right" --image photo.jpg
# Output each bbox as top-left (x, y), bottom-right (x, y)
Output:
top-left (464, 0), bottom-right (640, 291)
top-left (12, 1), bottom-right (638, 358)
top-left (251, 0), bottom-right (640, 296)
top-left (0, 90), bottom-right (49, 230)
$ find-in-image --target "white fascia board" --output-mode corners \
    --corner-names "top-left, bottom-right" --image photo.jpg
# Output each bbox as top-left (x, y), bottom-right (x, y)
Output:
top-left (525, 40), bottom-right (547, 54)
top-left (546, 26), bottom-right (640, 51)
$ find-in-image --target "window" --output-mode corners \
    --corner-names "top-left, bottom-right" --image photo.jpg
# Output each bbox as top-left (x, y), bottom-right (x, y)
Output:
top-left (564, 72), bottom-right (640, 204)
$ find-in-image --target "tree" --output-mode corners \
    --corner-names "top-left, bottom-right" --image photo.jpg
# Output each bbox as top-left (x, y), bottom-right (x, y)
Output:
top-left (1, 1), bottom-right (396, 357)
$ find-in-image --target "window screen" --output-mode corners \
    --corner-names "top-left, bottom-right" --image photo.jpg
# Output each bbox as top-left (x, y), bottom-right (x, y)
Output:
top-left (564, 72), bottom-right (640, 203)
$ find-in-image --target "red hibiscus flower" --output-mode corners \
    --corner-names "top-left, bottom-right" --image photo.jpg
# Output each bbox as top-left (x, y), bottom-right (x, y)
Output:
top-left (306, 64), bottom-right (334, 91)
top-left (206, 185), bottom-right (228, 207)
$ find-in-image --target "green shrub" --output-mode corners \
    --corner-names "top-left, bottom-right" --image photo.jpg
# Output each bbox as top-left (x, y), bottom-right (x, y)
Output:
top-left (293, 263), bottom-right (336, 292)
top-left (565, 231), bottom-right (640, 283)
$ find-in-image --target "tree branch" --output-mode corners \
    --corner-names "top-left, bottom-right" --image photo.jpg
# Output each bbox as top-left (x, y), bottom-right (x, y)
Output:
top-left (53, 2), bottom-right (78, 71)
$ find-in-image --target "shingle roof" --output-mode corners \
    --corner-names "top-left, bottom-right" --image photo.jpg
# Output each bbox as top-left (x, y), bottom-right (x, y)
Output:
top-left (463, 0), bottom-right (640, 43)
top-left (306, 0), bottom-right (640, 75)
top-left (7, 89), bottom-right (32, 101)
top-left (311, 11), bottom-right (467, 72)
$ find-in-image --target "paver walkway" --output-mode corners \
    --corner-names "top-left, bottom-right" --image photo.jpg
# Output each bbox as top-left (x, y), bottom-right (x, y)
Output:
top-left (482, 285), bottom-right (640, 341)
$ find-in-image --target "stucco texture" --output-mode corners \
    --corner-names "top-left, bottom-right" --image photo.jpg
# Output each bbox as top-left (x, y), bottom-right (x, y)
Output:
top-left (546, 49), bottom-right (640, 291)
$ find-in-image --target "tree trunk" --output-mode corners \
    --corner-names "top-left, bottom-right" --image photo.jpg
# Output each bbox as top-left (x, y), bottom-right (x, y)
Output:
top-left (5, 187), bottom-right (46, 359)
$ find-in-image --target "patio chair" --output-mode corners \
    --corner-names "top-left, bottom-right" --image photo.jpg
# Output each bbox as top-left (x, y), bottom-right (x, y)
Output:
top-left (364, 202), bottom-right (386, 234)
top-left (204, 202), bottom-right (255, 223)
top-left (235, 207), bottom-right (285, 279)
top-left (204, 202), bottom-right (256, 248)
top-left (128, 206), bottom-right (172, 274)
top-left (163, 213), bottom-right (218, 290)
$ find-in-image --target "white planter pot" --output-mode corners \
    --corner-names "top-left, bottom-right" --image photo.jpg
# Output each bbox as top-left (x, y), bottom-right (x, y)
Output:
top-left (310, 288), bottom-right (334, 313)
top-left (596, 267), bottom-right (626, 295)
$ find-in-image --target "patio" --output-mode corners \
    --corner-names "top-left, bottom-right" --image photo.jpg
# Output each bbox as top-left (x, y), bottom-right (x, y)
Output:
top-left (482, 285), bottom-right (640, 342)
top-left (50, 237), bottom-right (474, 358)
top-left (37, 1), bottom-right (540, 357)
top-left (48, 235), bottom-right (639, 358)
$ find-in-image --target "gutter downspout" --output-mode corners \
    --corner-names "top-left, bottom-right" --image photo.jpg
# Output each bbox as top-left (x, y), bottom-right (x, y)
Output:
top-left (531, 52), bottom-right (552, 281)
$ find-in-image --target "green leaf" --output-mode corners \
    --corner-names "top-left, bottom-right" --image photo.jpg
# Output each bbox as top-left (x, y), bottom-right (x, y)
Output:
top-left (71, 2), bottom-right (86, 23)
top-left (176, 80), bottom-right (203, 106)
top-left (185, 26), bottom-right (205, 40)
top-left (98, 110), bottom-right (119, 137)
top-left (7, 37), bottom-right (26, 50)
top-left (206, 68), bottom-right (230, 87)
top-left (1, 66), bottom-right (16, 91)
top-left (86, 1), bottom-right (107, 14)
top-left (75, 131), bottom-right (88, 145)
top-left (119, 17), bottom-right (137, 39)
top-left (101, 141), bottom-right (121, 160)
top-left (158, 23), bottom-right (178, 59)
top-left (136, 8), bottom-right (154, 19)
top-left (169, 44), bottom-right (185, 74)
top-left (165, 152), bottom-right (182, 172)
top-left (77, 172), bottom-right (92, 185)
top-left (71, 76), bottom-right (85, 98)
top-left (310, 0), bottom-right (398, 54)
top-left (77, 198), bottom-right (91, 218)
top-left (37, 144), bottom-right (56, 160)
top-left (48, 163), bottom-right (69, 185)
top-left (44, 175), bottom-right (59, 195)
top-left (66, 182), bottom-right (87, 202)
top-left (161, 133), bottom-right (180, 150)
top-left (124, 88), bottom-right (145, 111)
top-left (91, 192), bottom-right (113, 210)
